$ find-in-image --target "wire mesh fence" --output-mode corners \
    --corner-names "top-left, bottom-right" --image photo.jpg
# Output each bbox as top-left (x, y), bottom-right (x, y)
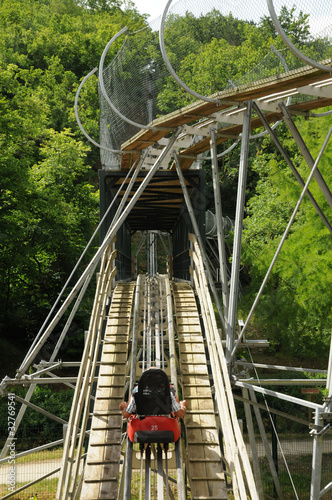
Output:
top-left (1, 388), bottom-right (331, 499)
top-left (98, 0), bottom-right (332, 169)
top-left (244, 419), bottom-right (332, 499)
top-left (0, 387), bottom-right (74, 500)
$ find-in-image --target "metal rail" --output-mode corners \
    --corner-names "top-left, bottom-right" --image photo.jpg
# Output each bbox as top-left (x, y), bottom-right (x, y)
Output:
top-left (121, 274), bottom-right (186, 500)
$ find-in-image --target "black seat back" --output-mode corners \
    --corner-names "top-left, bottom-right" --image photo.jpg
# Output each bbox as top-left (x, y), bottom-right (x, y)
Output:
top-left (134, 368), bottom-right (171, 416)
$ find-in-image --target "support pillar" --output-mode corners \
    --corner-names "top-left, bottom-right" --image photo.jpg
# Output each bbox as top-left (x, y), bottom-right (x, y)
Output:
top-left (310, 409), bottom-right (324, 500)
top-left (210, 127), bottom-right (230, 317)
top-left (226, 101), bottom-right (252, 364)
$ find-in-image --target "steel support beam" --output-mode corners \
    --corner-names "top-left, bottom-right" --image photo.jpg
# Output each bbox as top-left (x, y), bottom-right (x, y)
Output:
top-left (235, 380), bottom-right (324, 411)
top-left (231, 125), bottom-right (332, 360)
top-left (124, 439), bottom-right (133, 500)
top-left (210, 127), bottom-right (230, 316)
top-left (173, 152), bottom-right (226, 332)
top-left (313, 331), bottom-right (332, 498)
top-left (226, 101), bottom-right (252, 364)
top-left (253, 101), bottom-right (332, 235)
top-left (279, 102), bottom-right (332, 211)
top-left (310, 409), bottom-right (324, 499)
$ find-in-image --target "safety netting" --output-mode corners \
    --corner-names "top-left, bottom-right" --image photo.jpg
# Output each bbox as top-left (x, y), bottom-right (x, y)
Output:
top-left (99, 0), bottom-right (332, 168)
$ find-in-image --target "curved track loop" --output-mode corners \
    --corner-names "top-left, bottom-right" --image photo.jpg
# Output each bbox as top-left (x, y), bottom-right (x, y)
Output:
top-left (267, 0), bottom-right (332, 73)
top-left (74, 68), bottom-right (123, 154)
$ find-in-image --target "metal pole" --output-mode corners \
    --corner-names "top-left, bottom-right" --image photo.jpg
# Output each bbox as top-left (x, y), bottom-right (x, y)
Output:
top-left (124, 439), bottom-right (133, 500)
top-left (249, 389), bottom-right (282, 498)
top-left (326, 331), bottom-right (332, 400)
top-left (164, 445), bottom-right (170, 500)
top-left (129, 274), bottom-right (141, 391)
top-left (271, 409), bottom-right (278, 499)
top-left (159, 277), bottom-right (165, 370)
top-left (147, 277), bottom-right (152, 369)
top-left (310, 409), bottom-right (324, 499)
top-left (279, 101), bottom-right (332, 210)
top-left (149, 232), bottom-right (156, 275)
top-left (173, 151), bottom-right (226, 332)
top-left (314, 331), bottom-right (332, 498)
top-left (175, 440), bottom-right (186, 500)
top-left (165, 276), bottom-right (177, 389)
top-left (226, 101), bottom-right (252, 364)
top-left (236, 360), bottom-right (327, 374)
top-left (157, 444), bottom-right (164, 500)
top-left (210, 127), bottom-right (230, 316)
top-left (237, 378), bottom-right (327, 386)
top-left (235, 381), bottom-right (324, 411)
top-left (253, 102), bottom-right (332, 235)
top-left (165, 275), bottom-right (186, 500)
top-left (231, 125), bottom-right (332, 360)
top-left (142, 277), bottom-right (147, 372)
top-left (49, 275), bottom-right (92, 362)
top-left (154, 277), bottom-right (161, 369)
top-left (145, 446), bottom-right (151, 500)
top-left (242, 388), bottom-right (264, 499)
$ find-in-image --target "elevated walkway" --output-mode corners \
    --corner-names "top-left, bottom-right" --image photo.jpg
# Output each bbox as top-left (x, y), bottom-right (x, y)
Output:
top-left (120, 60), bottom-right (332, 171)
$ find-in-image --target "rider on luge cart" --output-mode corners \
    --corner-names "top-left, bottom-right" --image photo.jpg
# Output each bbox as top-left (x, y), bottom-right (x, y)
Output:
top-left (119, 367), bottom-right (188, 444)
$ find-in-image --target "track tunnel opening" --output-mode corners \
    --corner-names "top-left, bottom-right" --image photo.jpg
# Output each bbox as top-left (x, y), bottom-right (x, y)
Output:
top-left (98, 169), bottom-right (206, 282)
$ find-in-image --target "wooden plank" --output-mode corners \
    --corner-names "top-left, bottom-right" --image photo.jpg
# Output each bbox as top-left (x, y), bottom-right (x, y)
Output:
top-left (172, 282), bottom-right (228, 499)
top-left (80, 282), bottom-right (135, 500)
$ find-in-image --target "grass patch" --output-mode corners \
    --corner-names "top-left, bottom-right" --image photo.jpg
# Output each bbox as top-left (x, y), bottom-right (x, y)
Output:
top-left (14, 447), bottom-right (63, 464)
top-left (260, 452), bottom-right (332, 499)
top-left (0, 478), bottom-right (58, 499)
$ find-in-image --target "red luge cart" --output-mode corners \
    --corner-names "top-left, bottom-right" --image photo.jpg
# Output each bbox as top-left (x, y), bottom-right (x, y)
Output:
top-left (126, 368), bottom-right (181, 444)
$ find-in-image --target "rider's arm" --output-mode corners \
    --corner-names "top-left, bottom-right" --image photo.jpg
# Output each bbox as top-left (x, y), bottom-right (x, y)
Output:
top-left (171, 393), bottom-right (188, 418)
top-left (119, 401), bottom-right (131, 419)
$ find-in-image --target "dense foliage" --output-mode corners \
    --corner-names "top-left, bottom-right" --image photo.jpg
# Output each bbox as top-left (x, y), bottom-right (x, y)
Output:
top-left (240, 117), bottom-right (332, 360)
top-left (0, 385), bottom-right (74, 448)
top-left (0, 0), bottom-right (145, 371)
top-left (0, 0), bottom-right (331, 374)
top-left (155, 5), bottom-right (332, 362)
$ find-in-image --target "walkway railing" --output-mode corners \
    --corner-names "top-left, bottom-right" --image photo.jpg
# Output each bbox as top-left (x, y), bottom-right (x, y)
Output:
top-left (56, 239), bottom-right (117, 500)
top-left (189, 232), bottom-right (259, 500)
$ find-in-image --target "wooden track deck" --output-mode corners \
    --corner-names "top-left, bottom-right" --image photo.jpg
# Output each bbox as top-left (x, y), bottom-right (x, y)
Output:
top-left (120, 60), bottom-right (332, 170)
top-left (80, 282), bottom-right (135, 500)
top-left (172, 282), bottom-right (228, 500)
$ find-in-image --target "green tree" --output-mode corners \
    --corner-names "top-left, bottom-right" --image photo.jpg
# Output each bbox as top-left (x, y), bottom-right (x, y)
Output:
top-left (259, 4), bottom-right (310, 44)
top-left (0, 0), bottom-right (144, 356)
top-left (240, 115), bottom-right (332, 360)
